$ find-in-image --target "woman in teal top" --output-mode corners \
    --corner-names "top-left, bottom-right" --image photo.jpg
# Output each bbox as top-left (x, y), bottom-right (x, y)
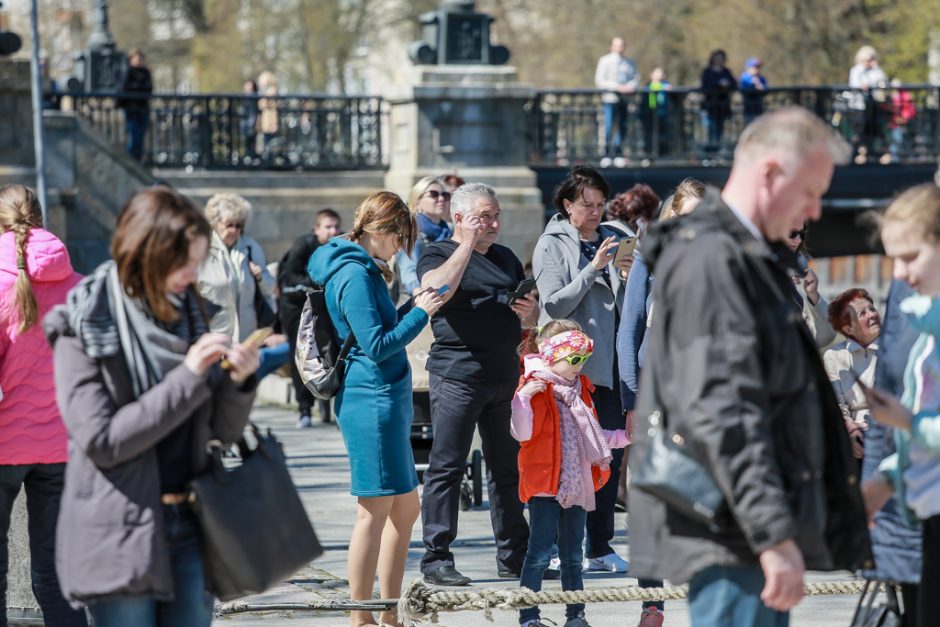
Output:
top-left (308, 191), bottom-right (443, 627)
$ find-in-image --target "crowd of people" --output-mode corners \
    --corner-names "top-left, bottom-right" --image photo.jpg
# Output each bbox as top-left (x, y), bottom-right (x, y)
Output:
top-left (3, 104), bottom-right (940, 627)
top-left (595, 40), bottom-right (916, 165)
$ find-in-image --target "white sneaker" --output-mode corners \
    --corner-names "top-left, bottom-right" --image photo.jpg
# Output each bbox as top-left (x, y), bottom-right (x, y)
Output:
top-left (548, 556), bottom-right (561, 570)
top-left (584, 552), bottom-right (629, 572)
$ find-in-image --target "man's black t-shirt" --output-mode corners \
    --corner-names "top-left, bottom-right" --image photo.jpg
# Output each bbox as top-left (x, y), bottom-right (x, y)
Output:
top-left (417, 240), bottom-right (525, 382)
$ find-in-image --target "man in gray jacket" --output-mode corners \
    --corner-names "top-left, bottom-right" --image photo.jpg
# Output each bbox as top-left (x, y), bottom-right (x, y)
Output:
top-left (629, 108), bottom-right (872, 626)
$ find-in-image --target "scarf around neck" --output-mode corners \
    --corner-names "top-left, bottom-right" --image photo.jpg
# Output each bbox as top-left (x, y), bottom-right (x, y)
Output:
top-left (532, 368), bottom-right (612, 510)
top-left (66, 260), bottom-right (208, 398)
top-left (417, 212), bottom-right (452, 243)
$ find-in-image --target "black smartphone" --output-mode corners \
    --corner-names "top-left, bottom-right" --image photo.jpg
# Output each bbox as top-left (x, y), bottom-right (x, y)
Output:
top-left (508, 278), bottom-right (537, 306)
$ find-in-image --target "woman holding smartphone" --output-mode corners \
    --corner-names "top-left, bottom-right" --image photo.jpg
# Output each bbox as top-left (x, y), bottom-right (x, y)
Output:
top-left (45, 187), bottom-right (259, 626)
top-left (309, 191), bottom-right (443, 627)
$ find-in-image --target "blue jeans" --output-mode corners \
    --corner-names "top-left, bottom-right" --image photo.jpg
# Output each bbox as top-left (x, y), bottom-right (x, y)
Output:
top-left (257, 341), bottom-right (290, 380)
top-left (0, 464), bottom-right (87, 627)
top-left (519, 497), bottom-right (587, 625)
top-left (125, 109), bottom-right (149, 161)
top-left (603, 100), bottom-right (627, 156)
top-left (688, 564), bottom-right (788, 627)
top-left (88, 505), bottom-right (213, 627)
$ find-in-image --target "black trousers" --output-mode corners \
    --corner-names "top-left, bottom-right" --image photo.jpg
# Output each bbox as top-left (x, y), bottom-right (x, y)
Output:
top-left (918, 514), bottom-right (940, 626)
top-left (585, 383), bottom-right (624, 559)
top-left (421, 374), bottom-right (529, 573)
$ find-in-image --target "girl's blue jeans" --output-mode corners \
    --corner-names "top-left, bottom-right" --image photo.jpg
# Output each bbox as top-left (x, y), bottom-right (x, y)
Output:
top-left (519, 497), bottom-right (587, 624)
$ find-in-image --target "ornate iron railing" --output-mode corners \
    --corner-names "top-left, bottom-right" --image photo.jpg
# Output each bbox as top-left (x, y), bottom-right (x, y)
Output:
top-left (64, 92), bottom-right (387, 170)
top-left (529, 85), bottom-right (940, 166)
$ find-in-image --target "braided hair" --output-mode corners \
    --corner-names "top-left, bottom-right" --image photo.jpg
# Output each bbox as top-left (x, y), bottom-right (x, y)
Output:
top-left (0, 185), bottom-right (43, 333)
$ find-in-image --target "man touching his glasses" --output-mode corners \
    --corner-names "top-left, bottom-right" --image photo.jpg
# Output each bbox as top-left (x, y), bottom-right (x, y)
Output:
top-left (417, 183), bottom-right (538, 586)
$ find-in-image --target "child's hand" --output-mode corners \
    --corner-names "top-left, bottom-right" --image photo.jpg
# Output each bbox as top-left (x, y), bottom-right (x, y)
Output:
top-left (519, 380), bottom-right (546, 397)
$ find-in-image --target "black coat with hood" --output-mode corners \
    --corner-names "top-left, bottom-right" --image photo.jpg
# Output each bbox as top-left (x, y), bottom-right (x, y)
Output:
top-left (627, 188), bottom-right (872, 584)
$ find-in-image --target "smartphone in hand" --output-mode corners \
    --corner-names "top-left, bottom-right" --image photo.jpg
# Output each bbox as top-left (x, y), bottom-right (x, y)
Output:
top-left (613, 236), bottom-right (637, 265)
top-left (221, 327), bottom-right (273, 370)
top-left (508, 278), bottom-right (537, 306)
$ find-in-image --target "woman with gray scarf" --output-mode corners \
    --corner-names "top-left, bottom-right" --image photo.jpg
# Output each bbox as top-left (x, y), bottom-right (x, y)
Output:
top-left (44, 188), bottom-right (259, 626)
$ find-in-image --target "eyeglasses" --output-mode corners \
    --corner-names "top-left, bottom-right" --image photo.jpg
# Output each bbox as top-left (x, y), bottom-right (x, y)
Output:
top-left (424, 190), bottom-right (451, 201)
top-left (224, 222), bottom-right (245, 231)
top-left (789, 229), bottom-right (805, 240)
top-left (561, 353), bottom-right (592, 366)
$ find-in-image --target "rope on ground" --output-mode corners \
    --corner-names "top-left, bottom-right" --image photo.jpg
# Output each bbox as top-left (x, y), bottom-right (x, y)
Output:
top-left (215, 599), bottom-right (399, 617)
top-left (397, 578), bottom-right (869, 625)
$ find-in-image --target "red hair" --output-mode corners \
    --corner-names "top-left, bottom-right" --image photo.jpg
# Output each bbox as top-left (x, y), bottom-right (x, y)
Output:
top-left (608, 184), bottom-right (660, 228)
top-left (827, 288), bottom-right (873, 336)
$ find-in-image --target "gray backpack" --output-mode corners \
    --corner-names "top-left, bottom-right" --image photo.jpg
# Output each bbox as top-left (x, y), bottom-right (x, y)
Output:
top-left (294, 287), bottom-right (355, 400)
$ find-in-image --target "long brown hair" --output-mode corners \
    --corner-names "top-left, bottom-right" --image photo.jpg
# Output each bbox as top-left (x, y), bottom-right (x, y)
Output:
top-left (111, 188), bottom-right (211, 323)
top-left (350, 191), bottom-right (417, 281)
top-left (0, 185), bottom-right (44, 332)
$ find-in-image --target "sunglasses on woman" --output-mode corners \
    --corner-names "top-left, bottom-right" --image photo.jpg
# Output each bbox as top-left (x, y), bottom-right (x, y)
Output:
top-left (789, 229), bottom-right (805, 240)
top-left (424, 190), bottom-right (451, 201)
top-left (561, 353), bottom-right (591, 366)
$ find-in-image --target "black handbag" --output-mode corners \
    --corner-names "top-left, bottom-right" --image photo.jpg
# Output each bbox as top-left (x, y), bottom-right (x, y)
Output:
top-left (246, 246), bottom-right (277, 328)
top-left (632, 406), bottom-right (727, 527)
top-left (188, 423), bottom-right (323, 601)
top-left (850, 580), bottom-right (902, 627)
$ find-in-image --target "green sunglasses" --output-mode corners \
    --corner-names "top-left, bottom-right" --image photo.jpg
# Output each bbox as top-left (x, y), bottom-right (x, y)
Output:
top-left (561, 353), bottom-right (592, 366)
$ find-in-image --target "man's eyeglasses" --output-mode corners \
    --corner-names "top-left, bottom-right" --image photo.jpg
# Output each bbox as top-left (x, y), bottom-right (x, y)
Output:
top-left (789, 229), bottom-right (805, 240)
top-left (224, 222), bottom-right (245, 231)
top-left (424, 190), bottom-right (451, 201)
top-left (561, 353), bottom-right (591, 366)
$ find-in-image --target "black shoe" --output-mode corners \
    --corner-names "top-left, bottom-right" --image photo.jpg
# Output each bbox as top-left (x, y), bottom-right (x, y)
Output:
top-left (497, 568), bottom-right (520, 579)
top-left (543, 566), bottom-right (560, 580)
top-left (423, 565), bottom-right (471, 586)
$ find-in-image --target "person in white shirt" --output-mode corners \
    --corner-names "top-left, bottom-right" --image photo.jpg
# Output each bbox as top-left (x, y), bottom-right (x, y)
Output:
top-left (824, 288), bottom-right (883, 462)
top-left (848, 46), bottom-right (888, 163)
top-left (595, 38), bottom-right (639, 159)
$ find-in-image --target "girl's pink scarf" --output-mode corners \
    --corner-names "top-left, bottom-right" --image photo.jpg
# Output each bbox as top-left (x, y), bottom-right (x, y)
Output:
top-left (532, 368), bottom-right (612, 511)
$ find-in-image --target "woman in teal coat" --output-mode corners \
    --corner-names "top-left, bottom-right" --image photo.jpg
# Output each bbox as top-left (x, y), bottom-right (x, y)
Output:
top-left (309, 191), bottom-right (443, 627)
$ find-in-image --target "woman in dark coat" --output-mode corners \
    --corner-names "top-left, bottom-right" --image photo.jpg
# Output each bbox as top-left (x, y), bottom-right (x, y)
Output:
top-left (46, 188), bottom-right (259, 626)
top-left (700, 49), bottom-right (736, 152)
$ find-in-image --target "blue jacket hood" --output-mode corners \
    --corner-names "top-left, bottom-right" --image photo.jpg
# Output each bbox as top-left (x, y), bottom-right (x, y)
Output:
top-left (308, 236), bottom-right (378, 286)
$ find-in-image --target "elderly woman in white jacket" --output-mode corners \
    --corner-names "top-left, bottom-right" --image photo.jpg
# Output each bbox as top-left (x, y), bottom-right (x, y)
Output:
top-left (198, 192), bottom-right (275, 342)
top-left (198, 193), bottom-right (289, 380)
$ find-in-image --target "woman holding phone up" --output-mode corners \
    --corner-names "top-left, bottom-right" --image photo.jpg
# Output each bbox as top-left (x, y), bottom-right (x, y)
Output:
top-left (308, 191), bottom-right (443, 627)
top-left (533, 165), bottom-right (629, 573)
top-left (45, 188), bottom-right (259, 626)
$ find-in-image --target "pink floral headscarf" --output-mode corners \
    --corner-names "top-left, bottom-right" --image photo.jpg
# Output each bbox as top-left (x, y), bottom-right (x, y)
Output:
top-left (538, 330), bottom-right (593, 364)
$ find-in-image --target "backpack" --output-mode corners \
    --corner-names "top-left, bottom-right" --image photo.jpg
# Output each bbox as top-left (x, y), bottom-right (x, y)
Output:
top-left (294, 287), bottom-right (355, 400)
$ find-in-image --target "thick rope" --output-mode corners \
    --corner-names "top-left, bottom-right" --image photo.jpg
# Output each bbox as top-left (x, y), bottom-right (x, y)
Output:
top-left (213, 578), bottom-right (869, 621)
top-left (397, 578), bottom-right (869, 625)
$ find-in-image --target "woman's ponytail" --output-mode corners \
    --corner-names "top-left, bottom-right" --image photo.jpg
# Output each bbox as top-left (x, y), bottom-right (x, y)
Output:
top-left (0, 185), bottom-right (43, 332)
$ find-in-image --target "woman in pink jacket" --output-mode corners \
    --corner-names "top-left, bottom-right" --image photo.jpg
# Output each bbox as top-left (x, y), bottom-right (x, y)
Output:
top-left (0, 185), bottom-right (87, 626)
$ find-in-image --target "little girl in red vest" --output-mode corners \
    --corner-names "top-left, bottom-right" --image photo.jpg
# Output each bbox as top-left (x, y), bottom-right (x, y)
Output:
top-left (511, 319), bottom-right (629, 627)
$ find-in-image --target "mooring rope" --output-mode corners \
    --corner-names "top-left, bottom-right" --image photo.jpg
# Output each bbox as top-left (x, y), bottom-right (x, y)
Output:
top-left (215, 578), bottom-right (868, 623)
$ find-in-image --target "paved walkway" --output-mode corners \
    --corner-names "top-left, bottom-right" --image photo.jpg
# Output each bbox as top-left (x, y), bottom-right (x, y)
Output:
top-left (217, 403), bottom-right (864, 626)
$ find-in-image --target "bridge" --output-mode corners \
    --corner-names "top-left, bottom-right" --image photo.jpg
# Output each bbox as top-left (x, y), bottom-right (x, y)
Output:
top-left (61, 84), bottom-right (940, 260)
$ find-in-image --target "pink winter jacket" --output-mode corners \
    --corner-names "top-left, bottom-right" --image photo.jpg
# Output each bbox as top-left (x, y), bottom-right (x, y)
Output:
top-left (0, 229), bottom-right (81, 464)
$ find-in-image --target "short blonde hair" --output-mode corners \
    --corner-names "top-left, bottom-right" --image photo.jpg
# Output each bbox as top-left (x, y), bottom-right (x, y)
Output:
top-left (734, 106), bottom-right (851, 168)
top-left (855, 45), bottom-right (878, 65)
top-left (408, 176), bottom-right (445, 212)
top-left (882, 183), bottom-right (940, 244)
top-left (205, 192), bottom-right (252, 226)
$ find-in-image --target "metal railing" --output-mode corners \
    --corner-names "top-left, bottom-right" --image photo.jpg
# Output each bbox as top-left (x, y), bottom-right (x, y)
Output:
top-left (528, 85), bottom-right (940, 166)
top-left (64, 92), bottom-right (387, 170)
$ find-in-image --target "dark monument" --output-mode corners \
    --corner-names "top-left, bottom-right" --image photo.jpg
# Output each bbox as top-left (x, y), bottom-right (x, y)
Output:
top-left (409, 0), bottom-right (510, 66)
top-left (68, 0), bottom-right (125, 91)
top-left (0, 1), bottom-right (23, 57)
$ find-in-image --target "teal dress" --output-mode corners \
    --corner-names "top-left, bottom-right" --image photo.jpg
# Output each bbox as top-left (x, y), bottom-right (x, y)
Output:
top-left (309, 238), bottom-right (429, 496)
